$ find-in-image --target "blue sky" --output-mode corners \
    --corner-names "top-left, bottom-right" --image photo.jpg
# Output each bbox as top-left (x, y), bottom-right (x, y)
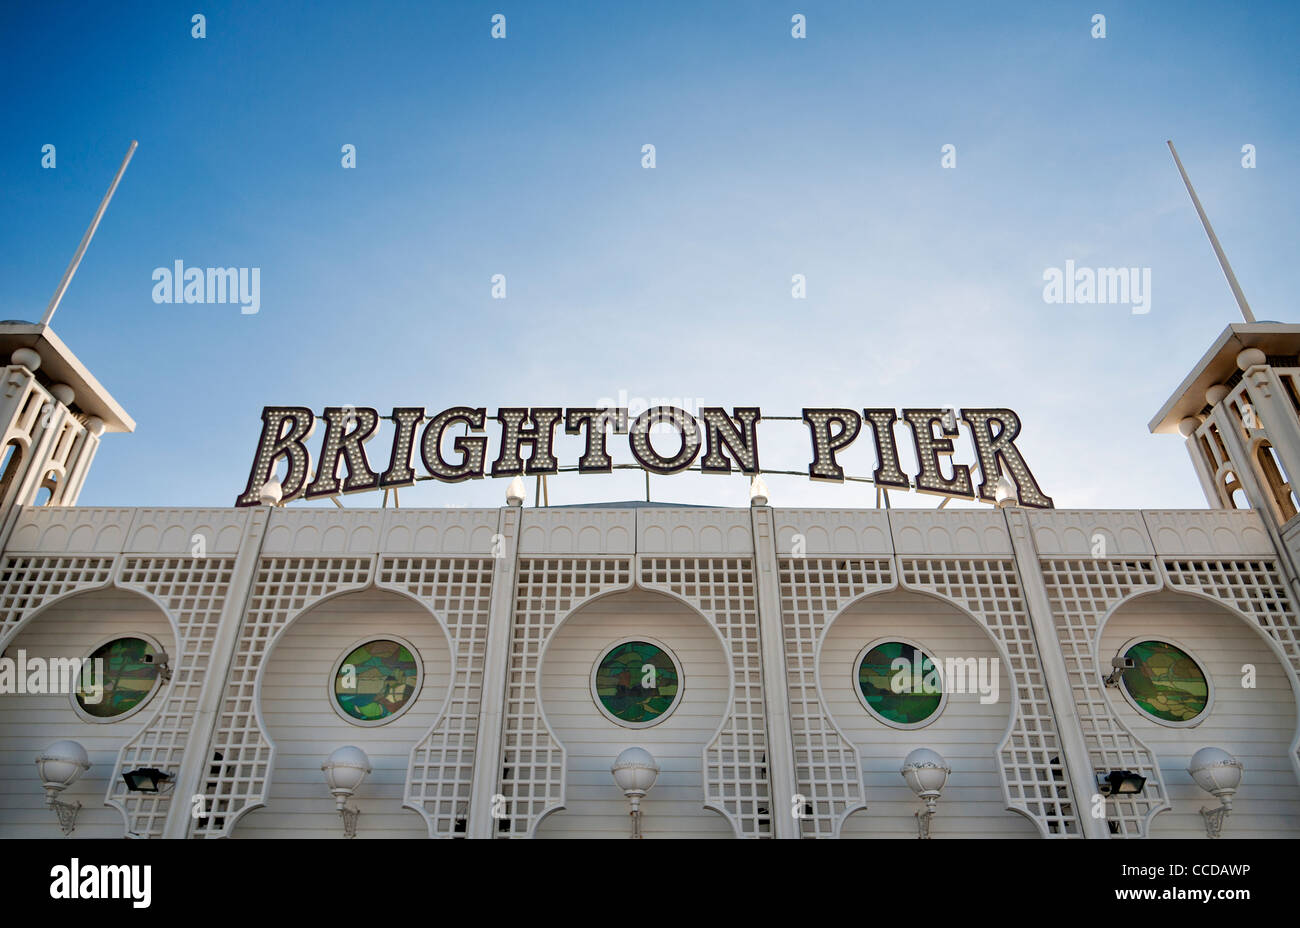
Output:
top-left (2, 0), bottom-right (1297, 510)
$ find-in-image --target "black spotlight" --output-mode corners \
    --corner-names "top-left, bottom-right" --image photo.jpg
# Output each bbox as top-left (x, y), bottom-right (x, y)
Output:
top-left (122, 768), bottom-right (172, 793)
top-left (1097, 770), bottom-right (1146, 796)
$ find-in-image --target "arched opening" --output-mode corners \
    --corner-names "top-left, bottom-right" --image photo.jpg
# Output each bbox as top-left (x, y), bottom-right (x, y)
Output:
top-left (235, 587), bottom-right (453, 838)
top-left (828, 589), bottom-right (1036, 838)
top-left (1100, 590), bottom-right (1300, 837)
top-left (33, 469), bottom-right (59, 507)
top-left (1221, 469), bottom-right (1248, 510)
top-left (0, 440), bottom-right (24, 504)
top-left (1254, 441), bottom-right (1298, 521)
top-left (536, 588), bottom-right (733, 838)
top-left (0, 588), bottom-right (176, 839)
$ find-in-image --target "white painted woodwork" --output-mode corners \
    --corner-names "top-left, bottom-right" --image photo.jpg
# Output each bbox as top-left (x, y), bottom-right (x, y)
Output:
top-left (828, 590), bottom-right (1039, 838)
top-left (232, 589), bottom-right (452, 838)
top-left (1100, 590), bottom-right (1300, 838)
top-left (0, 589), bottom-right (174, 838)
top-left (535, 589), bottom-right (734, 838)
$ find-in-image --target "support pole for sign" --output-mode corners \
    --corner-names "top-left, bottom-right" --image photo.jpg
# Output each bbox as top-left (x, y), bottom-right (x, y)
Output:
top-left (41, 140), bottom-right (138, 326)
top-left (1167, 140), bottom-right (1256, 324)
top-left (644, 469), bottom-right (650, 503)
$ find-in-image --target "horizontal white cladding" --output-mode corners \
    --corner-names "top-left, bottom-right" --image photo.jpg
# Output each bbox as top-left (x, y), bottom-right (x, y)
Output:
top-left (1100, 591), bottom-right (1300, 838)
top-left (535, 589), bottom-right (735, 838)
top-left (5, 505), bottom-right (1272, 559)
top-left (828, 590), bottom-right (1039, 839)
top-left (0, 589), bottom-right (175, 839)
top-left (234, 588), bottom-right (453, 839)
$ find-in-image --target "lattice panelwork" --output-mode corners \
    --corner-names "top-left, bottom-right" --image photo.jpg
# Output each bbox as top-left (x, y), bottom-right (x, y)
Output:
top-left (500, 558), bottom-right (632, 837)
top-left (110, 557), bottom-right (237, 837)
top-left (377, 556), bottom-right (493, 838)
top-left (641, 557), bottom-right (771, 838)
top-left (901, 559), bottom-right (1081, 836)
top-left (194, 557), bottom-right (373, 837)
top-left (1163, 558), bottom-right (1300, 769)
top-left (0, 556), bottom-right (115, 644)
top-left (778, 557), bottom-right (894, 837)
top-left (1039, 559), bottom-right (1166, 837)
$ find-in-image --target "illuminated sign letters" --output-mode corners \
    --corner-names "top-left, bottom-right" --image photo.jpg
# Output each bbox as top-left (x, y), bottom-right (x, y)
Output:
top-left (235, 405), bottom-right (1053, 508)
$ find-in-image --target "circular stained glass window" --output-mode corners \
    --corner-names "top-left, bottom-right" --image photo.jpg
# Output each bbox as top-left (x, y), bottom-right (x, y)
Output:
top-left (591, 639), bottom-right (683, 728)
top-left (1119, 639), bottom-right (1211, 725)
top-left (331, 638), bottom-right (422, 725)
top-left (73, 636), bottom-right (164, 722)
top-left (855, 639), bottom-right (946, 729)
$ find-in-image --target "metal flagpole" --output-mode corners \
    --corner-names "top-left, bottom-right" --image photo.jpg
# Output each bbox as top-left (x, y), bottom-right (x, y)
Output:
top-left (1166, 140), bottom-right (1256, 324)
top-left (41, 140), bottom-right (138, 326)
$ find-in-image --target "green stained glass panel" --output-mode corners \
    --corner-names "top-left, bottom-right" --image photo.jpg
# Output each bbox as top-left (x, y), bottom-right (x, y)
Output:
top-left (857, 641), bottom-right (942, 725)
top-left (334, 640), bottom-right (420, 722)
top-left (1121, 640), bottom-right (1209, 723)
top-left (77, 637), bottom-right (160, 718)
top-left (594, 641), bottom-right (679, 724)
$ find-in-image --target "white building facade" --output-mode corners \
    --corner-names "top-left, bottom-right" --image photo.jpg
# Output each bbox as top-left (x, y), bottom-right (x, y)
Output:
top-left (2, 321), bottom-right (1300, 839)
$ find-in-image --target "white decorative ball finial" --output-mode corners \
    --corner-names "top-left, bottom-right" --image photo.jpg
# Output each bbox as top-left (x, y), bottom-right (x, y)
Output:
top-left (994, 472), bottom-right (1019, 509)
top-left (11, 348), bottom-right (42, 372)
top-left (1236, 348), bottom-right (1267, 372)
top-left (259, 477), bottom-right (283, 507)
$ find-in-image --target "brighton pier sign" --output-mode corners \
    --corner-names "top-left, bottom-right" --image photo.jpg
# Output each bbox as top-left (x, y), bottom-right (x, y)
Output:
top-left (234, 406), bottom-right (1054, 508)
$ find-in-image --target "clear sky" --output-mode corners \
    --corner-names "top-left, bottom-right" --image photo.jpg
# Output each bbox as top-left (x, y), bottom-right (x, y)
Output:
top-left (2, 1), bottom-right (1297, 510)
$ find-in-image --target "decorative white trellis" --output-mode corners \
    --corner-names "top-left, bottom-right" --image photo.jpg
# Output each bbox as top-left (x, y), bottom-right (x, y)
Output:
top-left (107, 556), bottom-right (237, 837)
top-left (778, 557), bottom-right (893, 838)
top-left (1039, 558), bottom-right (1167, 837)
top-left (0, 555), bottom-right (115, 644)
top-left (900, 558), bottom-right (1082, 836)
top-left (1162, 557), bottom-right (1300, 771)
top-left (377, 555), bottom-right (494, 838)
top-left (193, 556), bottom-right (373, 837)
top-left (640, 556), bottom-right (772, 838)
top-left (497, 557), bottom-right (633, 837)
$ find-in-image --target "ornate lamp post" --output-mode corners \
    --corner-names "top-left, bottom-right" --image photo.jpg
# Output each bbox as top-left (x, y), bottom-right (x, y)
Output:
top-left (900, 748), bottom-right (950, 839)
top-left (611, 747), bottom-right (660, 839)
top-left (322, 746), bottom-right (372, 839)
top-left (35, 741), bottom-right (91, 835)
top-left (1188, 747), bottom-right (1243, 839)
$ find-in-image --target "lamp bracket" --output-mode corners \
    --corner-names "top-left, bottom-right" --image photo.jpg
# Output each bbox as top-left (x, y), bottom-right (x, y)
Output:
top-left (340, 801), bottom-right (361, 839)
top-left (47, 796), bottom-right (81, 836)
top-left (915, 807), bottom-right (935, 839)
top-left (1200, 803), bottom-right (1230, 839)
